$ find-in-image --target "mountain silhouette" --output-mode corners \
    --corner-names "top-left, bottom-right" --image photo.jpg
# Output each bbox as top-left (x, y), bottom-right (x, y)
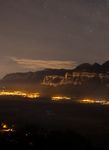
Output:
top-left (0, 61), bottom-right (109, 97)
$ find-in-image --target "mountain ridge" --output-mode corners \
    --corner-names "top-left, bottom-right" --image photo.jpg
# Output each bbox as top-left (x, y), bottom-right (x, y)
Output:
top-left (2, 60), bottom-right (109, 82)
top-left (0, 61), bottom-right (109, 97)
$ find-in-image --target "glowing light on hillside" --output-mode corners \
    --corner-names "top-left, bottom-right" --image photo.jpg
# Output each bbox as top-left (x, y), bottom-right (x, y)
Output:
top-left (2, 124), bottom-right (7, 129)
top-left (0, 91), bottom-right (40, 99)
top-left (52, 96), bottom-right (71, 101)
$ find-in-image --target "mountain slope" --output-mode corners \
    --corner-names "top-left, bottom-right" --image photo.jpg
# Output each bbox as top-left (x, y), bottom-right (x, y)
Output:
top-left (0, 61), bottom-right (109, 97)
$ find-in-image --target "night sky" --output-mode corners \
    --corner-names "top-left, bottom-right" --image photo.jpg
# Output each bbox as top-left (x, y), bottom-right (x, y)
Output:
top-left (0, 0), bottom-right (109, 77)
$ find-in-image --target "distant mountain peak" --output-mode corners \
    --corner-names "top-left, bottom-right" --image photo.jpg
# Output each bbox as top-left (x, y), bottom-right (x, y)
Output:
top-left (93, 63), bottom-right (101, 66)
top-left (73, 63), bottom-right (92, 72)
top-left (73, 60), bottom-right (109, 73)
top-left (102, 60), bottom-right (109, 66)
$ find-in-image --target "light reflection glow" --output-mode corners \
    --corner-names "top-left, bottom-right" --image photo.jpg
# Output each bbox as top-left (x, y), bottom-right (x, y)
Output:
top-left (80, 99), bottom-right (109, 105)
top-left (52, 96), bottom-right (71, 101)
top-left (0, 91), bottom-right (40, 99)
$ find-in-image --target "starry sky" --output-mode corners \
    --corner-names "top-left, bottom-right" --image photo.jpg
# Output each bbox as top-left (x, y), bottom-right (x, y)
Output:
top-left (0, 0), bottom-right (109, 77)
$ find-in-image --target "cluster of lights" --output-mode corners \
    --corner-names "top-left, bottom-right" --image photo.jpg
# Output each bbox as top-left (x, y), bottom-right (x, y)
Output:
top-left (52, 96), bottom-right (71, 101)
top-left (0, 91), bottom-right (40, 99)
top-left (80, 99), bottom-right (109, 105)
top-left (0, 123), bottom-right (14, 132)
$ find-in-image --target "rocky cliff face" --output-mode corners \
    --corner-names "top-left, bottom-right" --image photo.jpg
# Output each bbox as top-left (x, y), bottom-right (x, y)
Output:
top-left (42, 72), bottom-right (109, 87)
top-left (40, 61), bottom-right (109, 97)
top-left (0, 69), bottom-right (70, 91)
top-left (42, 61), bottom-right (109, 87)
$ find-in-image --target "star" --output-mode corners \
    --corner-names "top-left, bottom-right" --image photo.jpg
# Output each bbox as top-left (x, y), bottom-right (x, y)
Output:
top-left (43, 0), bottom-right (49, 9)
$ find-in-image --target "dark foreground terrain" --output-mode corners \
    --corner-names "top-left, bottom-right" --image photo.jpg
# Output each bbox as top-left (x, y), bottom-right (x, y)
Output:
top-left (0, 96), bottom-right (109, 149)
